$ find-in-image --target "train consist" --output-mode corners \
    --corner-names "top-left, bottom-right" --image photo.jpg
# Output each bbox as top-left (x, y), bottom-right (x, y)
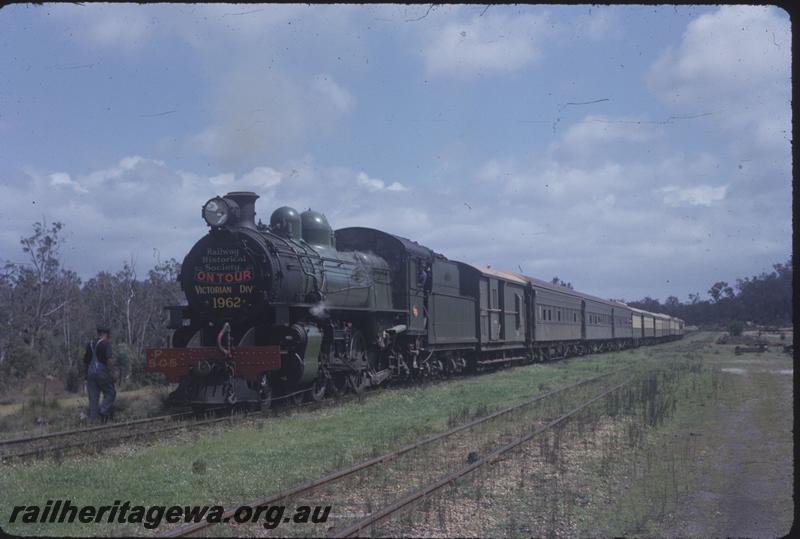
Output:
top-left (145, 191), bottom-right (684, 410)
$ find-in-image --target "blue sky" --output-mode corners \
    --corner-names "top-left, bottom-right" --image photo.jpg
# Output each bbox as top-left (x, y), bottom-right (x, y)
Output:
top-left (0, 4), bottom-right (792, 302)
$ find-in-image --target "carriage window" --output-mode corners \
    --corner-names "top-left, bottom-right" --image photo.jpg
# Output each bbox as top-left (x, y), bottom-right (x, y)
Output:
top-left (574, 312), bottom-right (577, 322)
top-left (514, 294), bottom-right (521, 329)
top-left (557, 310), bottom-right (561, 322)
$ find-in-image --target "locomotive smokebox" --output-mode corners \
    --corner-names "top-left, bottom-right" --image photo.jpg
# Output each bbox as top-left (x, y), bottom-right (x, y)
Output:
top-left (225, 191), bottom-right (259, 230)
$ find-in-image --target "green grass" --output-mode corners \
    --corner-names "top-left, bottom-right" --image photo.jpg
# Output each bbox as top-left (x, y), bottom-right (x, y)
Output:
top-left (0, 386), bottom-right (173, 439)
top-left (0, 338), bottom-right (694, 536)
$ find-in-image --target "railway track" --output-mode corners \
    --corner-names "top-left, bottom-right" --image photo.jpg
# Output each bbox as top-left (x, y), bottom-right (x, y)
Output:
top-left (331, 379), bottom-right (629, 537)
top-left (2, 337), bottom-right (690, 464)
top-left (0, 408), bottom-right (230, 461)
top-left (0, 349), bottom-right (588, 462)
top-left (158, 368), bottom-right (628, 537)
top-left (0, 378), bottom-right (453, 462)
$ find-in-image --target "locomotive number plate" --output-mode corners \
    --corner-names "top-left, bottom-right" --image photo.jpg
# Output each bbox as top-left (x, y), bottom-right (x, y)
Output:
top-left (145, 346), bottom-right (281, 382)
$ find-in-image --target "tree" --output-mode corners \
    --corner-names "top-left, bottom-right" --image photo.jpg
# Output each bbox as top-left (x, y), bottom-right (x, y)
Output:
top-left (708, 281), bottom-right (729, 303)
top-left (16, 221), bottom-right (68, 351)
top-left (0, 221), bottom-right (89, 386)
top-left (629, 296), bottom-right (662, 313)
top-left (628, 256), bottom-right (791, 327)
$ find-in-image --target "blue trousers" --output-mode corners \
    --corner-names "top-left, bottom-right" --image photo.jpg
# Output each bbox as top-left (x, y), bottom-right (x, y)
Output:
top-left (87, 369), bottom-right (116, 421)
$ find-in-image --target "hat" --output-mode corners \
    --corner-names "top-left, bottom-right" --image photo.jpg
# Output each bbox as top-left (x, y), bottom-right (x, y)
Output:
top-left (96, 325), bottom-right (111, 334)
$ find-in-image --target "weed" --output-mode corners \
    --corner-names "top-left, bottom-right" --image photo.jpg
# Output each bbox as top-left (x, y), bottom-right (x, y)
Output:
top-left (446, 406), bottom-right (470, 428)
top-left (192, 459), bottom-right (207, 474)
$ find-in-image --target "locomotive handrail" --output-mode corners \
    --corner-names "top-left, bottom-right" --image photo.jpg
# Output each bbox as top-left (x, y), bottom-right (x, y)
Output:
top-left (216, 322), bottom-right (232, 358)
top-left (270, 231), bottom-right (326, 299)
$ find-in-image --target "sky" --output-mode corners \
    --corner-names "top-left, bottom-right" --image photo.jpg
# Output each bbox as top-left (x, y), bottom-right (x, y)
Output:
top-left (0, 4), bottom-right (792, 302)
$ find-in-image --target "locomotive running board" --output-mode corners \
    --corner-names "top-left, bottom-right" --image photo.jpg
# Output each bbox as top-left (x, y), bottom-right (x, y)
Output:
top-left (477, 355), bottom-right (530, 365)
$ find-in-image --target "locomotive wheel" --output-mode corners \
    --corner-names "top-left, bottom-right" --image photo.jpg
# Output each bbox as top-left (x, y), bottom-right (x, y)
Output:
top-left (310, 376), bottom-right (327, 402)
top-left (258, 373), bottom-right (272, 412)
top-left (347, 370), bottom-right (367, 394)
top-left (346, 329), bottom-right (371, 394)
top-left (348, 330), bottom-right (368, 367)
top-left (330, 374), bottom-right (349, 397)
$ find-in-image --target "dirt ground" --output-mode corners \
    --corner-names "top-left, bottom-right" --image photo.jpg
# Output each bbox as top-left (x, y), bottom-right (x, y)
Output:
top-left (660, 350), bottom-right (793, 537)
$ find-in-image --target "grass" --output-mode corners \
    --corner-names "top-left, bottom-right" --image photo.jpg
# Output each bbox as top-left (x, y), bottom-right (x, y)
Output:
top-left (0, 386), bottom-right (173, 439)
top-left (0, 341), bottom-right (673, 537)
top-left (441, 331), bottom-right (792, 538)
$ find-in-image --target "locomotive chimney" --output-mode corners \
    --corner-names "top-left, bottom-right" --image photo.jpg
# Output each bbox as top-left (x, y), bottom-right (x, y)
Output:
top-left (225, 191), bottom-right (259, 229)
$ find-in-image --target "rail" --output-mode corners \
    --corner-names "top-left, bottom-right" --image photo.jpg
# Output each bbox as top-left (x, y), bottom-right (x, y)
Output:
top-left (329, 379), bottom-right (630, 537)
top-left (159, 368), bottom-right (624, 537)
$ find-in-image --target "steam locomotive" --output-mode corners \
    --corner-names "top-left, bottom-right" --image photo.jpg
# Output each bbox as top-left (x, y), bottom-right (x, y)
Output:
top-left (145, 191), bottom-right (684, 410)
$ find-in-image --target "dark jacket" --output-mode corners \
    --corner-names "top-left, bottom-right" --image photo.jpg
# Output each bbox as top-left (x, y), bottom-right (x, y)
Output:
top-left (83, 338), bottom-right (113, 377)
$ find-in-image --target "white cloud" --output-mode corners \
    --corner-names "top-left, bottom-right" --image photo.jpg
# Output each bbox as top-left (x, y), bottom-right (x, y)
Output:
top-left (573, 10), bottom-right (621, 40)
top-left (356, 172), bottom-right (408, 192)
top-left (0, 156), bottom-right (423, 277)
top-left (424, 12), bottom-right (552, 77)
top-left (562, 115), bottom-right (659, 147)
top-left (476, 159), bottom-right (513, 183)
top-left (647, 6), bottom-right (790, 152)
top-left (0, 134), bottom-right (788, 305)
top-left (58, 4), bottom-right (154, 52)
top-left (240, 167), bottom-right (282, 189)
top-left (660, 185), bottom-right (728, 207)
top-left (49, 172), bottom-right (87, 193)
top-left (191, 70), bottom-right (355, 166)
top-left (209, 173), bottom-right (235, 187)
top-left (49, 172), bottom-right (72, 185)
top-left (312, 75), bottom-right (355, 116)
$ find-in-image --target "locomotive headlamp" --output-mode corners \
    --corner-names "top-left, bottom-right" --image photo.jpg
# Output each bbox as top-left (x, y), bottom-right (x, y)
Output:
top-left (202, 197), bottom-right (232, 227)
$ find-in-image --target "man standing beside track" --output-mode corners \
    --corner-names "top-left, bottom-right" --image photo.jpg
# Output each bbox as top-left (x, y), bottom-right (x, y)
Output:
top-left (83, 325), bottom-right (116, 422)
